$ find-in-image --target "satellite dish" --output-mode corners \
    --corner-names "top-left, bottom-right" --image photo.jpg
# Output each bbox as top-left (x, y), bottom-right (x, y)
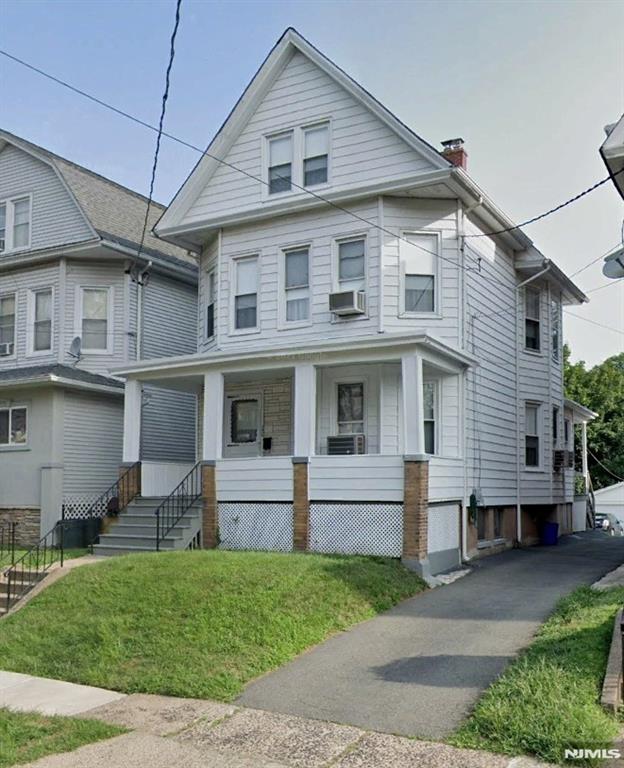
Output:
top-left (68, 336), bottom-right (82, 362)
top-left (603, 245), bottom-right (624, 279)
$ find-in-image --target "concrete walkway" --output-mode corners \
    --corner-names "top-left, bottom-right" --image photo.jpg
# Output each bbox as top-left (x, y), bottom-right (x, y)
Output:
top-left (238, 531), bottom-right (624, 739)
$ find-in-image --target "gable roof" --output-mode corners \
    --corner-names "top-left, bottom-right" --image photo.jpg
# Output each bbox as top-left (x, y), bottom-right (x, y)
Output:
top-left (0, 129), bottom-right (196, 271)
top-left (0, 363), bottom-right (123, 393)
top-left (156, 27), bottom-right (451, 236)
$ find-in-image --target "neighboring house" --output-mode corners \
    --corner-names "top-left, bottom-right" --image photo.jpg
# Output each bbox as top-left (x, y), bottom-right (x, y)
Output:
top-left (112, 29), bottom-right (591, 575)
top-left (594, 482), bottom-right (624, 524)
top-left (0, 130), bottom-right (197, 543)
top-left (601, 113), bottom-right (624, 199)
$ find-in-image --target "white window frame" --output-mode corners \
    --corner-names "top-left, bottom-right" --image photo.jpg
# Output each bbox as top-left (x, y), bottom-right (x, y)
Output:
top-left (0, 291), bottom-right (17, 360)
top-left (27, 287), bottom-right (54, 357)
top-left (398, 230), bottom-right (441, 318)
top-left (278, 242), bottom-right (312, 330)
top-left (262, 119), bottom-right (332, 201)
top-left (552, 405), bottom-right (560, 447)
top-left (564, 417), bottom-right (572, 450)
top-left (0, 404), bottom-right (29, 448)
top-left (551, 296), bottom-right (561, 362)
top-left (205, 269), bottom-right (216, 342)
top-left (76, 286), bottom-right (114, 355)
top-left (334, 380), bottom-right (367, 436)
top-left (524, 287), bottom-right (542, 354)
top-left (525, 402), bottom-right (542, 470)
top-left (423, 379), bottom-right (440, 456)
top-left (229, 254), bottom-right (260, 336)
top-left (0, 193), bottom-right (32, 253)
top-left (331, 232), bottom-right (369, 301)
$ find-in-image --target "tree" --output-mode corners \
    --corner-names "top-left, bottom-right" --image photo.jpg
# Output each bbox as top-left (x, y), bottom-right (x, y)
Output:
top-left (564, 345), bottom-right (624, 490)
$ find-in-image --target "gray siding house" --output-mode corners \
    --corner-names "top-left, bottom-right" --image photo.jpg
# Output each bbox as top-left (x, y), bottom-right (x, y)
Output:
top-left (0, 130), bottom-right (197, 542)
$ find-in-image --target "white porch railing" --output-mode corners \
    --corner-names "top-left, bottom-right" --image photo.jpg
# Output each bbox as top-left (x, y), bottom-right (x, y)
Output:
top-left (141, 461), bottom-right (196, 497)
top-left (309, 455), bottom-right (404, 502)
top-left (216, 457), bottom-right (293, 501)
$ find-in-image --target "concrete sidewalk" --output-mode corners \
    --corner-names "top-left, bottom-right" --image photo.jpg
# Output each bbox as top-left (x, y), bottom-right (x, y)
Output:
top-left (238, 532), bottom-right (624, 739)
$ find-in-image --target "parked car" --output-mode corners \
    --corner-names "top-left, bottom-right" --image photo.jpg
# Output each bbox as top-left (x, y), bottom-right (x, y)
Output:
top-left (595, 513), bottom-right (608, 529)
top-left (605, 514), bottom-right (624, 536)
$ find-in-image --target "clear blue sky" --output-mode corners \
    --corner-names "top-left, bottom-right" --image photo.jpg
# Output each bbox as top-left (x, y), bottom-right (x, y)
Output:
top-left (1, 0), bottom-right (622, 366)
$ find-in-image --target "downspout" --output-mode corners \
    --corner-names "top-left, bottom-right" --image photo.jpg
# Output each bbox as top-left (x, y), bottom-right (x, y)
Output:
top-left (377, 196), bottom-right (385, 334)
top-left (514, 260), bottom-right (551, 545)
top-left (136, 279), bottom-right (143, 360)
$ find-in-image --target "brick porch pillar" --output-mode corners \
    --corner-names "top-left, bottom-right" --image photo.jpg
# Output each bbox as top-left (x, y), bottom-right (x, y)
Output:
top-left (402, 456), bottom-right (431, 577)
top-left (118, 461), bottom-right (141, 509)
top-left (201, 460), bottom-right (218, 549)
top-left (292, 457), bottom-right (310, 552)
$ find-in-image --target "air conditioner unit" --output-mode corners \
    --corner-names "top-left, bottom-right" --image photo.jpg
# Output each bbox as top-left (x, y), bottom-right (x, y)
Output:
top-left (327, 434), bottom-right (366, 455)
top-left (565, 450), bottom-right (575, 469)
top-left (329, 290), bottom-right (366, 316)
top-left (553, 449), bottom-right (565, 472)
top-left (0, 342), bottom-right (14, 357)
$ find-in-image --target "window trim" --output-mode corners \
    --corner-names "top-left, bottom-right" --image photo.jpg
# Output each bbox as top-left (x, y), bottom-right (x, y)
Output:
top-left (264, 130), bottom-right (294, 199)
top-left (564, 417), bottom-right (572, 450)
top-left (335, 380), bottom-right (366, 436)
top-left (423, 378), bottom-right (440, 456)
top-left (0, 193), bottom-right (32, 254)
top-left (0, 291), bottom-right (17, 360)
top-left (552, 405), bottom-right (560, 447)
top-left (551, 296), bottom-right (561, 362)
top-left (398, 229), bottom-right (442, 318)
top-left (525, 402), bottom-right (542, 470)
top-left (0, 404), bottom-right (29, 449)
top-left (229, 253), bottom-right (260, 336)
top-left (302, 121), bottom-right (331, 189)
top-left (331, 232), bottom-right (369, 304)
top-left (27, 286), bottom-right (54, 357)
top-left (76, 285), bottom-right (114, 355)
top-left (205, 269), bottom-right (216, 342)
top-left (524, 287), bottom-right (542, 353)
top-left (278, 242), bottom-right (313, 330)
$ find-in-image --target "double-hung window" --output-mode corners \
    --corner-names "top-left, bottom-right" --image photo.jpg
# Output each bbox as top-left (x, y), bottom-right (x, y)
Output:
top-left (284, 247), bottom-right (310, 323)
top-left (206, 271), bottom-right (216, 340)
top-left (303, 124), bottom-right (329, 186)
top-left (337, 382), bottom-right (364, 434)
top-left (423, 381), bottom-right (437, 455)
top-left (551, 298), bottom-right (561, 361)
top-left (338, 238), bottom-right (366, 292)
top-left (0, 196), bottom-right (31, 252)
top-left (0, 293), bottom-right (16, 355)
top-left (525, 403), bottom-right (540, 467)
top-left (525, 288), bottom-right (541, 351)
top-left (401, 232), bottom-right (438, 313)
top-left (268, 133), bottom-right (293, 194)
top-left (552, 406), bottom-right (559, 445)
top-left (33, 288), bottom-right (52, 352)
top-left (81, 287), bottom-right (109, 351)
top-left (0, 405), bottom-right (27, 445)
top-left (234, 257), bottom-right (258, 330)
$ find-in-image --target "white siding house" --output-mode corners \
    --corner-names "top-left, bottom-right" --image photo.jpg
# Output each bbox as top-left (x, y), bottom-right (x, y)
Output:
top-left (111, 29), bottom-right (590, 574)
top-left (0, 130), bottom-right (197, 542)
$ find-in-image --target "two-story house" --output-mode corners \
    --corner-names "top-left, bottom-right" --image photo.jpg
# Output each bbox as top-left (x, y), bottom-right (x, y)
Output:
top-left (0, 130), bottom-right (197, 544)
top-left (109, 29), bottom-right (591, 576)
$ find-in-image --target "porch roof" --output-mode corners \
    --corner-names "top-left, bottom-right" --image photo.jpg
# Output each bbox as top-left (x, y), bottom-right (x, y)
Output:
top-left (564, 397), bottom-right (598, 424)
top-left (111, 332), bottom-right (477, 386)
top-left (0, 364), bottom-right (124, 395)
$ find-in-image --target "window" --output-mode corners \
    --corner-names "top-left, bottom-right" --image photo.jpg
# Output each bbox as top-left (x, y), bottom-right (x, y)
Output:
top-left (525, 403), bottom-right (540, 467)
top-left (401, 232), bottom-right (438, 313)
top-left (564, 418), bottom-right (571, 448)
top-left (0, 406), bottom-right (27, 445)
top-left (477, 509), bottom-right (487, 541)
top-left (206, 271), bottom-right (216, 339)
top-left (424, 381), bottom-right (436, 455)
top-left (552, 406), bottom-right (559, 444)
top-left (493, 509), bottom-right (503, 539)
top-left (284, 247), bottom-right (310, 323)
top-left (551, 298), bottom-right (561, 361)
top-left (337, 382), bottom-right (364, 434)
top-left (234, 257), bottom-right (258, 330)
top-left (0, 196), bottom-right (31, 252)
top-left (303, 124), bottom-right (329, 186)
top-left (525, 288), bottom-right (541, 351)
top-left (0, 293), bottom-right (16, 354)
top-left (338, 238), bottom-right (366, 290)
top-left (231, 399), bottom-right (259, 444)
top-left (268, 133), bottom-right (292, 194)
top-left (81, 288), bottom-right (109, 351)
top-left (31, 288), bottom-right (53, 352)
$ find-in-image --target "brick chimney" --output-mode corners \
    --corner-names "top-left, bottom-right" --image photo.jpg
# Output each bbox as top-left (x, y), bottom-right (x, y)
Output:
top-left (441, 138), bottom-right (467, 170)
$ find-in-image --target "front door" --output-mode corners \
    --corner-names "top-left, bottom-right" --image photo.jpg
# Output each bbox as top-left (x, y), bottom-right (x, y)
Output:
top-left (224, 394), bottom-right (262, 458)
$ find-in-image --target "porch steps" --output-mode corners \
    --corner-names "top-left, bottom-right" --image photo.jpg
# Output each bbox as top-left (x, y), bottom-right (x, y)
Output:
top-left (0, 572), bottom-right (42, 617)
top-left (92, 498), bottom-right (202, 557)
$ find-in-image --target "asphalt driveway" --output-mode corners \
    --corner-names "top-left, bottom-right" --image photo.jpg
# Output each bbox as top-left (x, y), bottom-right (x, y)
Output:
top-left (238, 531), bottom-right (624, 739)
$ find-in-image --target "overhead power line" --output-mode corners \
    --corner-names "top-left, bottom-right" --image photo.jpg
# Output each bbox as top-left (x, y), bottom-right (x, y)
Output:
top-left (588, 449), bottom-right (624, 483)
top-left (584, 280), bottom-right (623, 295)
top-left (569, 242), bottom-right (624, 279)
top-left (563, 310), bottom-right (624, 336)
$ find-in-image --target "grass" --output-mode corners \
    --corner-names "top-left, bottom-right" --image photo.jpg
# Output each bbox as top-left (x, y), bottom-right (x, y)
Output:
top-left (450, 586), bottom-right (624, 766)
top-left (0, 550), bottom-right (424, 701)
top-left (0, 548), bottom-right (88, 569)
top-left (0, 708), bottom-right (124, 768)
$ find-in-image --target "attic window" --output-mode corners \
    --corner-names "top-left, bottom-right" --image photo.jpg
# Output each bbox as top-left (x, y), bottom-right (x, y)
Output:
top-left (303, 124), bottom-right (329, 186)
top-left (268, 133), bottom-right (292, 194)
top-left (0, 195), bottom-right (31, 252)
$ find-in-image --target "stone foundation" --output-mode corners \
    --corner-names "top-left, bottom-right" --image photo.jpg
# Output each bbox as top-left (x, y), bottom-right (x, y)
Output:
top-left (0, 508), bottom-right (41, 547)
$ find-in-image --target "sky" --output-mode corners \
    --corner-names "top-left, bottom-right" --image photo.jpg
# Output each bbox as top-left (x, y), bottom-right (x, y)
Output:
top-left (1, 0), bottom-right (623, 367)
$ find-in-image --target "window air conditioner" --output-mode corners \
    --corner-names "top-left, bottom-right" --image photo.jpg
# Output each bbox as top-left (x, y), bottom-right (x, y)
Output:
top-left (329, 290), bottom-right (366, 316)
top-left (327, 434), bottom-right (366, 455)
top-left (0, 342), bottom-right (14, 357)
top-left (553, 449), bottom-right (565, 473)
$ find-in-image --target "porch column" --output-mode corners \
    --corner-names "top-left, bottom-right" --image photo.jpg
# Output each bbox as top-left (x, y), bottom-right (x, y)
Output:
top-left (401, 352), bottom-right (430, 577)
top-left (201, 371), bottom-right (223, 549)
top-left (122, 379), bottom-right (142, 462)
top-left (292, 364), bottom-right (316, 551)
top-left (581, 420), bottom-right (589, 489)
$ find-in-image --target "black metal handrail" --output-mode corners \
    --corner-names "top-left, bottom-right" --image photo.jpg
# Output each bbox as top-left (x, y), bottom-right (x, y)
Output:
top-left (62, 461), bottom-right (141, 551)
top-left (154, 463), bottom-right (202, 551)
top-left (4, 522), bottom-right (64, 612)
top-left (0, 522), bottom-right (18, 568)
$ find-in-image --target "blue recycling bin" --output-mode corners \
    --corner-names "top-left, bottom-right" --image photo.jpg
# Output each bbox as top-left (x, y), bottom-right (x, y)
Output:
top-left (541, 521), bottom-right (559, 546)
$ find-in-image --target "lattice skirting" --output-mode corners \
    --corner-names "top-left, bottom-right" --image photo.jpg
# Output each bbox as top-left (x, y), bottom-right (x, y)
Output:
top-left (309, 502), bottom-right (403, 557)
top-left (218, 502), bottom-right (294, 552)
top-left (427, 503), bottom-right (460, 554)
top-left (62, 495), bottom-right (104, 520)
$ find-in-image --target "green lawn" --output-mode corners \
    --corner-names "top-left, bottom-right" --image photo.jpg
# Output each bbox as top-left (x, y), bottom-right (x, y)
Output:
top-left (0, 548), bottom-right (87, 569)
top-left (0, 550), bottom-right (424, 701)
top-left (0, 708), bottom-right (124, 768)
top-left (450, 586), bottom-right (624, 766)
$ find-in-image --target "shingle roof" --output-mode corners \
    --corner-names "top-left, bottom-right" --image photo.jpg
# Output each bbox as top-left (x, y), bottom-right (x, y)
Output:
top-left (0, 129), bottom-right (197, 270)
top-left (0, 364), bottom-right (123, 390)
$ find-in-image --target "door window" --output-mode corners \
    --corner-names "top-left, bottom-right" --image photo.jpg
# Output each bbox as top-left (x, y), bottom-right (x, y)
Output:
top-left (231, 399), bottom-right (259, 444)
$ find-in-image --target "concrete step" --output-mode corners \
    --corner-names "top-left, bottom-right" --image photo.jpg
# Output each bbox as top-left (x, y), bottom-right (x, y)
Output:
top-left (92, 544), bottom-right (158, 557)
top-left (97, 533), bottom-right (181, 549)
